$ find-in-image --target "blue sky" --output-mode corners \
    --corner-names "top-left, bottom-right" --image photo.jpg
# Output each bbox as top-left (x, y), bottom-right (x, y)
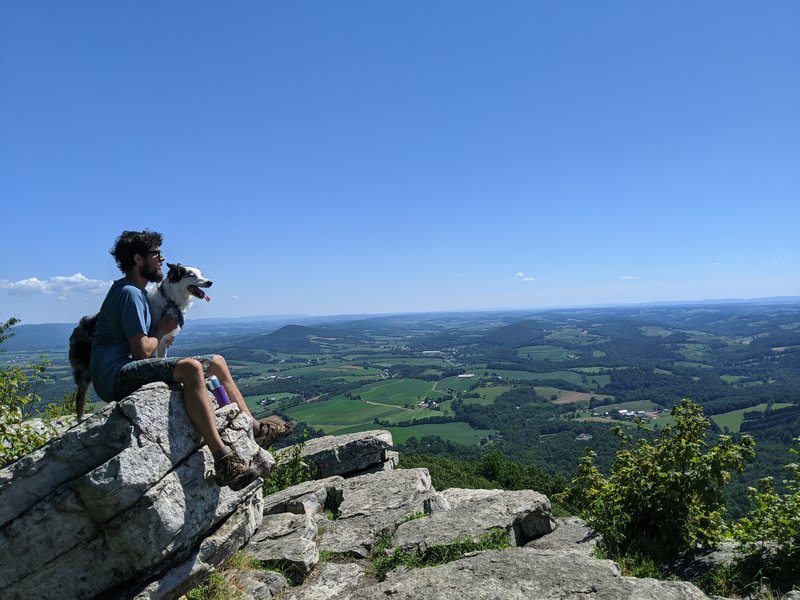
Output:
top-left (1, 2), bottom-right (798, 324)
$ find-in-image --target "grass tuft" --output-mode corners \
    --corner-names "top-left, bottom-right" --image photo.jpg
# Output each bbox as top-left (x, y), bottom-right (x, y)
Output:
top-left (369, 528), bottom-right (511, 580)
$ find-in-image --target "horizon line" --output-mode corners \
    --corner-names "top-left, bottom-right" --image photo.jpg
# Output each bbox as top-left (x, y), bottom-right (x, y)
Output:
top-left (15, 295), bottom-right (800, 327)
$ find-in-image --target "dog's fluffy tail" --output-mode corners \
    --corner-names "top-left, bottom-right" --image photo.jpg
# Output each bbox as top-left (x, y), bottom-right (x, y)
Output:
top-left (75, 380), bottom-right (91, 421)
top-left (69, 315), bottom-right (97, 420)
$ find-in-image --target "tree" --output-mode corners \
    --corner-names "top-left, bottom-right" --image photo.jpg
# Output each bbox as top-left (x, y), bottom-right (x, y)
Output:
top-left (557, 399), bottom-right (756, 557)
top-left (732, 437), bottom-right (800, 586)
top-left (0, 318), bottom-right (58, 467)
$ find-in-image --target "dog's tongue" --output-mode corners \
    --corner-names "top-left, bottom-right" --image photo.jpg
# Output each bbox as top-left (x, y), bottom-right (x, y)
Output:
top-left (203, 292), bottom-right (211, 302)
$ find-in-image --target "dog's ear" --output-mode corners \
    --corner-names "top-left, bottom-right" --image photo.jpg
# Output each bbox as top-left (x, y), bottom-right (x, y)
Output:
top-left (167, 263), bottom-right (185, 283)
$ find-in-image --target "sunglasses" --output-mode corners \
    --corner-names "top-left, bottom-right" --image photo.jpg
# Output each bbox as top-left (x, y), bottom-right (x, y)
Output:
top-left (143, 250), bottom-right (164, 260)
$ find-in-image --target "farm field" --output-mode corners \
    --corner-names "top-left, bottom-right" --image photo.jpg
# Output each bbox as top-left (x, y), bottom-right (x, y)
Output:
top-left (546, 389), bottom-right (614, 405)
top-left (386, 422), bottom-right (496, 445)
top-left (313, 421), bottom-right (495, 445)
top-left (437, 373), bottom-right (482, 393)
top-left (489, 369), bottom-right (611, 389)
top-left (285, 396), bottom-right (402, 431)
top-left (545, 327), bottom-right (606, 345)
top-left (517, 345), bottom-right (575, 361)
top-left (711, 403), bottom-right (794, 433)
top-left (7, 299), bottom-right (799, 520)
top-left (283, 393), bottom-right (490, 443)
top-left (462, 385), bottom-right (512, 406)
top-left (354, 378), bottom-right (447, 406)
top-left (279, 364), bottom-right (384, 379)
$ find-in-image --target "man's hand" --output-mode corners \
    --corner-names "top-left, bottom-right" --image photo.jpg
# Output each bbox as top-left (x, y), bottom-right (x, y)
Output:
top-left (128, 315), bottom-right (181, 359)
top-left (155, 315), bottom-right (180, 338)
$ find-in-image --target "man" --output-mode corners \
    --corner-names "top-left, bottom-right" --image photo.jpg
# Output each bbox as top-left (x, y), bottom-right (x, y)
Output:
top-left (90, 230), bottom-right (295, 490)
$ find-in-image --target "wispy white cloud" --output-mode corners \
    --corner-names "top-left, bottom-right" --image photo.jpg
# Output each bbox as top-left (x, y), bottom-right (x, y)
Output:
top-left (0, 273), bottom-right (112, 296)
top-left (619, 275), bottom-right (637, 280)
top-left (515, 271), bottom-right (535, 283)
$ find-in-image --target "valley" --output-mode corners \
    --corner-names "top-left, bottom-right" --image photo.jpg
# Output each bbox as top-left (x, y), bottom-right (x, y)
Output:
top-left (6, 300), bottom-right (800, 518)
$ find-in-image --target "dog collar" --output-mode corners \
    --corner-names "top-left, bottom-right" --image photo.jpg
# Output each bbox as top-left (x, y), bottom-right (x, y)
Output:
top-left (159, 285), bottom-right (185, 328)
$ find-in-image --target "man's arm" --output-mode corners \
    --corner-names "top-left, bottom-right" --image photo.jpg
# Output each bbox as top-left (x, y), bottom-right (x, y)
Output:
top-left (127, 316), bottom-right (179, 359)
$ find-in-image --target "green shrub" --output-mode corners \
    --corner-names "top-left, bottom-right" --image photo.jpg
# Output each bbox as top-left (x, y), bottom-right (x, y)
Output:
top-left (185, 551), bottom-right (269, 599)
top-left (262, 436), bottom-right (313, 496)
top-left (594, 546), bottom-right (665, 580)
top-left (0, 318), bottom-right (59, 467)
top-left (732, 437), bottom-right (800, 589)
top-left (556, 398), bottom-right (755, 557)
top-left (184, 572), bottom-right (234, 600)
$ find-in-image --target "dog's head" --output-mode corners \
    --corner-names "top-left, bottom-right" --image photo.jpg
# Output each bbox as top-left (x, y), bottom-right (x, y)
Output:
top-left (165, 263), bottom-right (213, 301)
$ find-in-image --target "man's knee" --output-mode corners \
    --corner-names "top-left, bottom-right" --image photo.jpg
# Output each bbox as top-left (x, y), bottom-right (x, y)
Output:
top-left (174, 358), bottom-right (205, 384)
top-left (210, 354), bottom-right (232, 377)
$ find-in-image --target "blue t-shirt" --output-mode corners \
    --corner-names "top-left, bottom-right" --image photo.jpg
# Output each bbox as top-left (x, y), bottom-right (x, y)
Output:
top-left (90, 277), bottom-right (152, 402)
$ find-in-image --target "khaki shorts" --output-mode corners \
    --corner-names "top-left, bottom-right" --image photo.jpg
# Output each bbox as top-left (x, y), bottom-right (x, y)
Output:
top-left (113, 354), bottom-right (216, 401)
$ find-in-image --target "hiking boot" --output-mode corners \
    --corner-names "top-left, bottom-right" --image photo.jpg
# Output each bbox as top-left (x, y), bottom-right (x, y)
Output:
top-left (254, 415), bottom-right (297, 449)
top-left (213, 447), bottom-right (260, 491)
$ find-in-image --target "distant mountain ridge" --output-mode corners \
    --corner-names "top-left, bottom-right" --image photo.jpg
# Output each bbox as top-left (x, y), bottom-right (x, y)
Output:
top-left (4, 297), bottom-right (799, 352)
top-left (2, 323), bottom-right (77, 351)
top-left (240, 324), bottom-right (366, 353)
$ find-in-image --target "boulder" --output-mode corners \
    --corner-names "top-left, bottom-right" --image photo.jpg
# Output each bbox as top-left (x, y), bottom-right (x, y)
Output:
top-left (277, 429), bottom-right (393, 479)
top-left (393, 487), bottom-right (555, 551)
top-left (315, 468), bottom-right (447, 558)
top-left (280, 562), bottom-right (366, 600)
top-left (524, 516), bottom-right (600, 556)
top-left (235, 433), bottom-right (716, 600)
top-left (247, 512), bottom-right (319, 579)
top-left (227, 569), bottom-right (288, 599)
top-left (347, 547), bottom-right (717, 600)
top-left (262, 476), bottom-right (344, 520)
top-left (0, 382), bottom-right (273, 600)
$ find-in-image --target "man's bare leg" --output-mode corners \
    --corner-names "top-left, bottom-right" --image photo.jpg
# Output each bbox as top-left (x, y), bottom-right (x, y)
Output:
top-left (207, 354), bottom-right (256, 421)
top-left (174, 358), bottom-right (226, 452)
top-left (206, 354), bottom-right (296, 448)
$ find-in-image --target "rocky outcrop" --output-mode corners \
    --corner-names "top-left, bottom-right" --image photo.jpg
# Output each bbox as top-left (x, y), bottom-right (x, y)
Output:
top-left (227, 432), bottom-right (722, 600)
top-left (346, 548), bottom-right (714, 600)
top-left (276, 430), bottom-right (394, 478)
top-left (393, 487), bottom-right (555, 551)
top-left (2, 392), bottom-right (732, 600)
top-left (0, 383), bottom-right (273, 600)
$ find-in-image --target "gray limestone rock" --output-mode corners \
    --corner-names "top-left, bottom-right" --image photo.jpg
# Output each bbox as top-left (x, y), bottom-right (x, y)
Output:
top-left (262, 476), bottom-right (344, 520)
top-left (524, 516), bottom-right (600, 556)
top-left (315, 468), bottom-right (446, 558)
top-left (278, 430), bottom-right (393, 479)
top-left (227, 569), bottom-right (288, 599)
top-left (247, 512), bottom-right (319, 578)
top-left (0, 383), bottom-right (272, 600)
top-left (392, 487), bottom-right (555, 551)
top-left (3, 421), bottom-right (744, 600)
top-left (348, 547), bottom-right (717, 600)
top-left (281, 562), bottom-right (367, 600)
top-left (0, 402), bottom-right (132, 526)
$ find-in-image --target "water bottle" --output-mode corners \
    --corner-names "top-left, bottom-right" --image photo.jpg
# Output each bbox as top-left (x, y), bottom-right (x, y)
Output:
top-left (206, 375), bottom-right (231, 407)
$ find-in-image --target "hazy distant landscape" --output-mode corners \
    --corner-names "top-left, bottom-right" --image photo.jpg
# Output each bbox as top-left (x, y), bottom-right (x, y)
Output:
top-left (5, 299), bottom-right (799, 517)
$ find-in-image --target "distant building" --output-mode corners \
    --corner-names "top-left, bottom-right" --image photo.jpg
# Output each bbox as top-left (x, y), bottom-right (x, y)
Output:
top-left (576, 433), bottom-right (593, 442)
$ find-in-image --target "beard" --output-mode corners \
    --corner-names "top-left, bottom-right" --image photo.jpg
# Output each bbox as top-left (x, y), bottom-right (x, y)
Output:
top-left (141, 262), bottom-right (163, 284)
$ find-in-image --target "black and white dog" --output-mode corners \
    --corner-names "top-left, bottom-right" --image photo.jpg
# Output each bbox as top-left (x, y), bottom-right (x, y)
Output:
top-left (68, 263), bottom-right (213, 420)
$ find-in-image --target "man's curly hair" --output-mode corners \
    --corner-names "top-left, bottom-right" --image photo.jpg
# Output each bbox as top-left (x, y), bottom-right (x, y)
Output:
top-left (110, 230), bottom-right (164, 274)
